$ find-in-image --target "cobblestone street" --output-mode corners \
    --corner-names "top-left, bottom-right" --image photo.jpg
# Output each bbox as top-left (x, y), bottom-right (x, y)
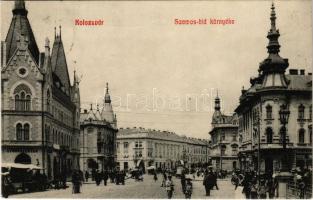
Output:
top-left (9, 175), bottom-right (244, 199)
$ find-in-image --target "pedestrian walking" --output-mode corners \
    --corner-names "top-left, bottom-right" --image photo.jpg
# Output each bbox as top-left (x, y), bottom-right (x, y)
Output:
top-left (185, 178), bottom-right (193, 199)
top-left (72, 170), bottom-right (81, 194)
top-left (161, 172), bottom-right (167, 187)
top-left (153, 172), bottom-right (158, 182)
top-left (267, 178), bottom-right (275, 199)
top-left (103, 170), bottom-right (108, 186)
top-left (165, 175), bottom-right (174, 199)
top-left (250, 180), bottom-right (258, 199)
top-left (203, 171), bottom-right (213, 196)
top-left (181, 171), bottom-right (186, 194)
top-left (213, 171), bottom-right (219, 190)
top-left (242, 172), bottom-right (251, 199)
top-left (298, 178), bottom-right (306, 199)
top-left (85, 171), bottom-right (89, 182)
top-left (257, 179), bottom-right (267, 199)
top-left (95, 170), bottom-right (101, 186)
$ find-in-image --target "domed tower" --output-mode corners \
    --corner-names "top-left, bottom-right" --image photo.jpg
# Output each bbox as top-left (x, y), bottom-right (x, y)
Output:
top-left (259, 3), bottom-right (289, 88)
top-left (100, 83), bottom-right (117, 128)
top-left (212, 92), bottom-right (222, 127)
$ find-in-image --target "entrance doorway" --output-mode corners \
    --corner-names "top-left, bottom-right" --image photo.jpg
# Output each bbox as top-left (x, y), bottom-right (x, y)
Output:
top-left (14, 153), bottom-right (31, 164)
top-left (265, 158), bottom-right (273, 173)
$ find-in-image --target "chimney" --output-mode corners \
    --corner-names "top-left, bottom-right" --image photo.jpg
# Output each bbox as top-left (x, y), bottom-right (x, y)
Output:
top-left (300, 69), bottom-right (305, 75)
top-left (84, 109), bottom-right (87, 114)
top-left (289, 69), bottom-right (298, 75)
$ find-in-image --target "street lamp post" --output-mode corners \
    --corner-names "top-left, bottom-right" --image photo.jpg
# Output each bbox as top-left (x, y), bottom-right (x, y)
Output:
top-left (279, 104), bottom-right (290, 171)
top-left (276, 104), bottom-right (292, 198)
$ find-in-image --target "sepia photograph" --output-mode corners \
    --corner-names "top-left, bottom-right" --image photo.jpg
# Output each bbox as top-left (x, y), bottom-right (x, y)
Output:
top-left (0, 0), bottom-right (312, 199)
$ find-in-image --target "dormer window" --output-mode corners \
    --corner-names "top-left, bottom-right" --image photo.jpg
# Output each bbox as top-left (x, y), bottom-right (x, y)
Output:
top-left (266, 105), bottom-right (272, 119)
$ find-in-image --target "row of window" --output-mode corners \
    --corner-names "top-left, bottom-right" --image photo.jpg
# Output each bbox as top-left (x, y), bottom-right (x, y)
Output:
top-left (266, 104), bottom-right (312, 120)
top-left (45, 125), bottom-right (79, 148)
top-left (265, 127), bottom-right (312, 144)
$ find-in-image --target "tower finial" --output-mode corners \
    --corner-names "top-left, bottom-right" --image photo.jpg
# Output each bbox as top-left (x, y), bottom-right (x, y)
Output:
top-left (59, 25), bottom-right (62, 38)
top-left (13, 0), bottom-right (27, 15)
top-left (104, 82), bottom-right (111, 103)
top-left (216, 89), bottom-right (219, 98)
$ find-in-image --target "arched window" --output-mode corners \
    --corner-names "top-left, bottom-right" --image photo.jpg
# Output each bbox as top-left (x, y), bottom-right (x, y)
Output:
top-left (266, 127), bottom-right (273, 144)
top-left (266, 105), bottom-right (272, 119)
top-left (299, 129), bottom-right (305, 144)
top-left (16, 123), bottom-right (23, 140)
top-left (14, 84), bottom-right (32, 111)
top-left (16, 123), bottom-right (30, 141)
top-left (24, 123), bottom-right (30, 140)
top-left (298, 104), bottom-right (305, 119)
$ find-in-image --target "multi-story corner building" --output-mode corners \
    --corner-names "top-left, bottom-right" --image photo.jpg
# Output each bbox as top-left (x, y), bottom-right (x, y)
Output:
top-left (1, 0), bottom-right (81, 180)
top-left (235, 4), bottom-right (312, 174)
top-left (116, 127), bottom-right (209, 171)
top-left (80, 83), bottom-right (118, 172)
top-left (209, 95), bottom-right (239, 171)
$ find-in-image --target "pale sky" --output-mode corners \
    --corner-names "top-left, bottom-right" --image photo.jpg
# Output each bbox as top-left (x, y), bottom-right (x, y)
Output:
top-left (1, 0), bottom-right (312, 139)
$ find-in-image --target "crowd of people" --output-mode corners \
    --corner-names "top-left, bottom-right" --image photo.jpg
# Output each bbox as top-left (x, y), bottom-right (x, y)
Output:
top-left (231, 167), bottom-right (312, 199)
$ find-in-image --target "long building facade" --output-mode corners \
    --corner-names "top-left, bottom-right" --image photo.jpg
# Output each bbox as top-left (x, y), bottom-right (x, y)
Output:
top-left (235, 4), bottom-right (312, 174)
top-left (209, 95), bottom-right (239, 172)
top-left (116, 127), bottom-right (210, 171)
top-left (79, 84), bottom-right (118, 173)
top-left (1, 0), bottom-right (81, 180)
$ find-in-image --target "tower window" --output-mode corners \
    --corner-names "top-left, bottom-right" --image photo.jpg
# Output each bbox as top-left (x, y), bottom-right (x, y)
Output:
top-left (298, 104), bottom-right (305, 119)
top-left (266, 105), bottom-right (272, 119)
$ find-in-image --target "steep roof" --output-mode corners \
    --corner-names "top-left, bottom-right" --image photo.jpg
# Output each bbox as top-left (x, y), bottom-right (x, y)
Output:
top-left (51, 33), bottom-right (71, 94)
top-left (5, 0), bottom-right (39, 64)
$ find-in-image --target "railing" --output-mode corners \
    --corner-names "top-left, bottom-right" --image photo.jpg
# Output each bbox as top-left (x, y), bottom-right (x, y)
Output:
top-left (287, 177), bottom-right (312, 199)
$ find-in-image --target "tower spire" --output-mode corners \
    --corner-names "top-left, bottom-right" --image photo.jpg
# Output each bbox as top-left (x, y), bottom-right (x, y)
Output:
top-left (105, 82), bottom-right (111, 103)
top-left (59, 25), bottom-right (62, 39)
top-left (214, 91), bottom-right (221, 111)
top-left (54, 27), bottom-right (56, 39)
top-left (266, 2), bottom-right (280, 55)
top-left (259, 2), bottom-right (289, 75)
top-left (13, 0), bottom-right (27, 15)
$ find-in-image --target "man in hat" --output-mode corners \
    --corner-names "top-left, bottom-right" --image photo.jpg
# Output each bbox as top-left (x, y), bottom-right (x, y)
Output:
top-left (185, 177), bottom-right (193, 199)
top-left (165, 175), bottom-right (174, 199)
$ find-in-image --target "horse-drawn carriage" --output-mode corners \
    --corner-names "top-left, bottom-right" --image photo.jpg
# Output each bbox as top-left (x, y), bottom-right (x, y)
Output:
top-left (1, 163), bottom-right (48, 197)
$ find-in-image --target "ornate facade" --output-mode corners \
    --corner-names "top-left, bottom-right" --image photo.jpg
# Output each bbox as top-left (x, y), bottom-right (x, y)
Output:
top-left (116, 127), bottom-right (210, 171)
top-left (235, 4), bottom-right (312, 174)
top-left (209, 95), bottom-right (239, 171)
top-left (1, 0), bottom-right (81, 180)
top-left (79, 83), bottom-right (118, 172)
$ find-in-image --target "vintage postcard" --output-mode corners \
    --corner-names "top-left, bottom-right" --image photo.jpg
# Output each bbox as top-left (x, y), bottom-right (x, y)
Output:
top-left (0, 0), bottom-right (312, 199)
